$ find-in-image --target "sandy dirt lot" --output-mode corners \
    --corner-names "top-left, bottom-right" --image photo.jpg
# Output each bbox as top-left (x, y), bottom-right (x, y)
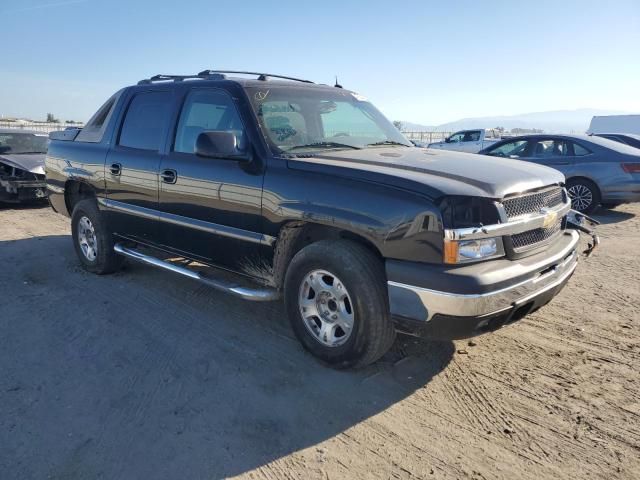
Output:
top-left (1, 202), bottom-right (639, 480)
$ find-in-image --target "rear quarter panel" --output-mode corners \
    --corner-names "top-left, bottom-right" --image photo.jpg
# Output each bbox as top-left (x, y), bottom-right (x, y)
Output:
top-left (46, 141), bottom-right (111, 216)
top-left (570, 151), bottom-right (640, 200)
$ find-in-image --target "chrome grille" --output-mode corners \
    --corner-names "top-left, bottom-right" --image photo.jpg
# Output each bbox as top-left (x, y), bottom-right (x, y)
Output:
top-left (503, 186), bottom-right (564, 219)
top-left (511, 217), bottom-right (563, 251)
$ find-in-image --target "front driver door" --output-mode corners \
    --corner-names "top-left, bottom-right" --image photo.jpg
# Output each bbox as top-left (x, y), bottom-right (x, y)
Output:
top-left (445, 131), bottom-right (465, 151)
top-left (157, 87), bottom-right (266, 272)
top-left (459, 130), bottom-right (482, 152)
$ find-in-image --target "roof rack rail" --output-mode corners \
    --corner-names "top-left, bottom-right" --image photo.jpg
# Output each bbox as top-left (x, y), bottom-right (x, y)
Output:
top-left (197, 70), bottom-right (314, 84)
top-left (137, 72), bottom-right (226, 85)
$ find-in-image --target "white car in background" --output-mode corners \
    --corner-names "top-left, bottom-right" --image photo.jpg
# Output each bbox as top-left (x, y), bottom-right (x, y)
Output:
top-left (428, 128), bottom-right (501, 153)
top-left (588, 115), bottom-right (640, 135)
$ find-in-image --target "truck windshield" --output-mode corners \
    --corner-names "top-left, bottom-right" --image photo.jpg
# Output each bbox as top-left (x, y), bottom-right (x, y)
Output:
top-left (246, 86), bottom-right (412, 153)
top-left (0, 132), bottom-right (48, 154)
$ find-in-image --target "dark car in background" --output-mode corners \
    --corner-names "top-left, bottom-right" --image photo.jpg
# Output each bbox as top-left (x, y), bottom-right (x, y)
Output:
top-left (0, 129), bottom-right (48, 204)
top-left (479, 134), bottom-right (640, 213)
top-left (593, 133), bottom-right (640, 150)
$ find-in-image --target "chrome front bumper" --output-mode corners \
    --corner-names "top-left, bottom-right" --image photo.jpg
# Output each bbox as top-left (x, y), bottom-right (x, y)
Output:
top-left (388, 230), bottom-right (579, 326)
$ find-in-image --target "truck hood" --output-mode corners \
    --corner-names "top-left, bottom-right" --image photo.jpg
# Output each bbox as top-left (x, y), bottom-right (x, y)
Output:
top-left (0, 153), bottom-right (46, 175)
top-left (288, 147), bottom-right (564, 199)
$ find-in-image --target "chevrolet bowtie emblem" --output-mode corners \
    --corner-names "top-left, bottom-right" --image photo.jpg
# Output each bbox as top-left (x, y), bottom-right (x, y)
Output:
top-left (540, 208), bottom-right (558, 229)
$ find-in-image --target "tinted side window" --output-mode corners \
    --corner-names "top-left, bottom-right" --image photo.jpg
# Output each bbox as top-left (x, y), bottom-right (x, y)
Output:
top-left (572, 142), bottom-right (591, 156)
top-left (119, 91), bottom-right (172, 151)
top-left (174, 90), bottom-right (244, 154)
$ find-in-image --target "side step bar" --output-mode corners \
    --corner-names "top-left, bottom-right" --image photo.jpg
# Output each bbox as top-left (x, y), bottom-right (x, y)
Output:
top-left (114, 243), bottom-right (279, 302)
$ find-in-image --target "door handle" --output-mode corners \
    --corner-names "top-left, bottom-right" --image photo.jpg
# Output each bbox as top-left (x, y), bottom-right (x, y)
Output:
top-left (110, 163), bottom-right (122, 176)
top-left (160, 169), bottom-right (177, 184)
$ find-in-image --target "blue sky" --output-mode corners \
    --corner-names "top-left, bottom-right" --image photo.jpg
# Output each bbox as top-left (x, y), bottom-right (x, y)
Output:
top-left (1, 0), bottom-right (638, 124)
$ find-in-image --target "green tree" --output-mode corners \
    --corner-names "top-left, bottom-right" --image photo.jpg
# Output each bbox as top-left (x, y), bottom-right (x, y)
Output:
top-left (46, 113), bottom-right (60, 123)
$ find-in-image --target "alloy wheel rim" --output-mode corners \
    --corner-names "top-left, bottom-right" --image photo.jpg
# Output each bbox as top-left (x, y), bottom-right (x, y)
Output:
top-left (78, 216), bottom-right (98, 261)
top-left (298, 269), bottom-right (355, 347)
top-left (567, 184), bottom-right (593, 212)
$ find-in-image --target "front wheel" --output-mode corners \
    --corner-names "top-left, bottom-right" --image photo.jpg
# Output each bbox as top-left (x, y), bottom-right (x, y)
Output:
top-left (71, 199), bottom-right (124, 274)
top-left (566, 178), bottom-right (600, 214)
top-left (284, 240), bottom-right (396, 369)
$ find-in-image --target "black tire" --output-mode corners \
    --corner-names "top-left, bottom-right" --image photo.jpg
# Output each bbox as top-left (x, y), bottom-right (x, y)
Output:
top-left (71, 199), bottom-right (124, 274)
top-left (284, 240), bottom-right (396, 369)
top-left (566, 178), bottom-right (600, 214)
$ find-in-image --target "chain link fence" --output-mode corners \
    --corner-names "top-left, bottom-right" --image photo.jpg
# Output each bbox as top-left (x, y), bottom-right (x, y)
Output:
top-left (0, 121), bottom-right (84, 134)
top-left (401, 131), bottom-right (452, 144)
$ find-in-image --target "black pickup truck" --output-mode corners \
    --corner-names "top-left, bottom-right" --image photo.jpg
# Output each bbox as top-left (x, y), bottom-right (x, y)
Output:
top-left (45, 70), bottom-right (598, 368)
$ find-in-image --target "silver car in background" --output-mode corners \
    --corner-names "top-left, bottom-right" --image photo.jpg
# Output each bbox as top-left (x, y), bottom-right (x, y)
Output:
top-left (479, 134), bottom-right (640, 213)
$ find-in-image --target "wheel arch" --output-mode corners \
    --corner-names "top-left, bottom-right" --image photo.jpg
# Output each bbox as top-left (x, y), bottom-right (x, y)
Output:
top-left (64, 179), bottom-right (98, 215)
top-left (565, 175), bottom-right (602, 196)
top-left (271, 221), bottom-right (384, 291)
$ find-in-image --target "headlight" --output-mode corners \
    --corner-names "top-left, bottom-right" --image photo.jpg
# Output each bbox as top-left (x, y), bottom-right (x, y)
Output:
top-left (444, 237), bottom-right (504, 264)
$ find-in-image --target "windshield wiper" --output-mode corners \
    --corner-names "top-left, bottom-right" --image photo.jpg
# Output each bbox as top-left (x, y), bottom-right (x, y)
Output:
top-left (286, 141), bottom-right (361, 151)
top-left (366, 140), bottom-right (411, 147)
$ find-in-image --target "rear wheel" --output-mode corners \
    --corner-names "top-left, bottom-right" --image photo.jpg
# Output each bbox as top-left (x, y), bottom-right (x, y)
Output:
top-left (284, 240), bottom-right (396, 369)
top-left (566, 178), bottom-right (600, 214)
top-left (71, 199), bottom-right (124, 274)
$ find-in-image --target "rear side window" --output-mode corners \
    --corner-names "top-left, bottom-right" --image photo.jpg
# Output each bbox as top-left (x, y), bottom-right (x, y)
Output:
top-left (75, 89), bottom-right (123, 143)
top-left (572, 142), bottom-right (591, 156)
top-left (174, 89), bottom-right (244, 154)
top-left (119, 91), bottom-right (172, 151)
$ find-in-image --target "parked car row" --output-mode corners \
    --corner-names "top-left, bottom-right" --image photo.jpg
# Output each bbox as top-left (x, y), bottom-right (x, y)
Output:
top-left (478, 134), bottom-right (640, 213)
top-left (424, 129), bottom-right (640, 213)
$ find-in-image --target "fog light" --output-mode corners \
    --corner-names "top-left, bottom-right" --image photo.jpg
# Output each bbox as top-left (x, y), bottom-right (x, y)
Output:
top-left (444, 238), bottom-right (501, 264)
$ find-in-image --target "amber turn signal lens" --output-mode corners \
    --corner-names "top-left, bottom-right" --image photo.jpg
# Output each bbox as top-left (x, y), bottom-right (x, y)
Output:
top-left (443, 239), bottom-right (459, 264)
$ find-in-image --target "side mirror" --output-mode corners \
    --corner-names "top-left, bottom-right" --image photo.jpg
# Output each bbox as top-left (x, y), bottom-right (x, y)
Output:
top-left (195, 131), bottom-right (250, 161)
top-left (445, 137), bottom-right (451, 143)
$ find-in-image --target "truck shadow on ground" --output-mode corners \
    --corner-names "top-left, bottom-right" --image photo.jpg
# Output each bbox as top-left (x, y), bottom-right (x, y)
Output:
top-left (0, 234), bottom-right (454, 479)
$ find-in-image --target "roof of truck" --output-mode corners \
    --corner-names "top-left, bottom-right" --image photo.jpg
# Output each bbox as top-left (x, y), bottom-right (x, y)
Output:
top-left (134, 70), bottom-right (349, 91)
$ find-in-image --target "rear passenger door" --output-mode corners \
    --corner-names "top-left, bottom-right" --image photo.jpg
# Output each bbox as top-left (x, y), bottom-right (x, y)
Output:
top-left (104, 89), bottom-right (172, 241)
top-left (157, 87), bottom-right (265, 270)
top-left (105, 89), bottom-right (173, 243)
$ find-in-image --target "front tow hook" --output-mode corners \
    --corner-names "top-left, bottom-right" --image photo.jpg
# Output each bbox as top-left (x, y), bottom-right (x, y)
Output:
top-left (567, 209), bottom-right (600, 257)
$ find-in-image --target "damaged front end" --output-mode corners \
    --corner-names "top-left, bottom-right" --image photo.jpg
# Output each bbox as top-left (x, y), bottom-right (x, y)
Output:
top-left (0, 157), bottom-right (47, 203)
top-left (566, 209), bottom-right (600, 257)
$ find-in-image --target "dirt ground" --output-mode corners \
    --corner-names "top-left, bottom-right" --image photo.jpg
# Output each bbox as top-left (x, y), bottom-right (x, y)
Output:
top-left (1, 202), bottom-right (639, 480)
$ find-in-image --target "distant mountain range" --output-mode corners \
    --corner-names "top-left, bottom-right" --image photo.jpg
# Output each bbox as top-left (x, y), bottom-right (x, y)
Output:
top-left (400, 109), bottom-right (633, 133)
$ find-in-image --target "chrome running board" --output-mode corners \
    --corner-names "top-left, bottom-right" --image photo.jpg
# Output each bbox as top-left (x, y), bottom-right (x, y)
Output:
top-left (114, 243), bottom-right (279, 302)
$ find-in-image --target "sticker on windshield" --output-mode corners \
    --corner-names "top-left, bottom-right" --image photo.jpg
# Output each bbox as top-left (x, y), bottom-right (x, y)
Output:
top-left (254, 90), bottom-right (270, 101)
top-left (351, 92), bottom-right (368, 102)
